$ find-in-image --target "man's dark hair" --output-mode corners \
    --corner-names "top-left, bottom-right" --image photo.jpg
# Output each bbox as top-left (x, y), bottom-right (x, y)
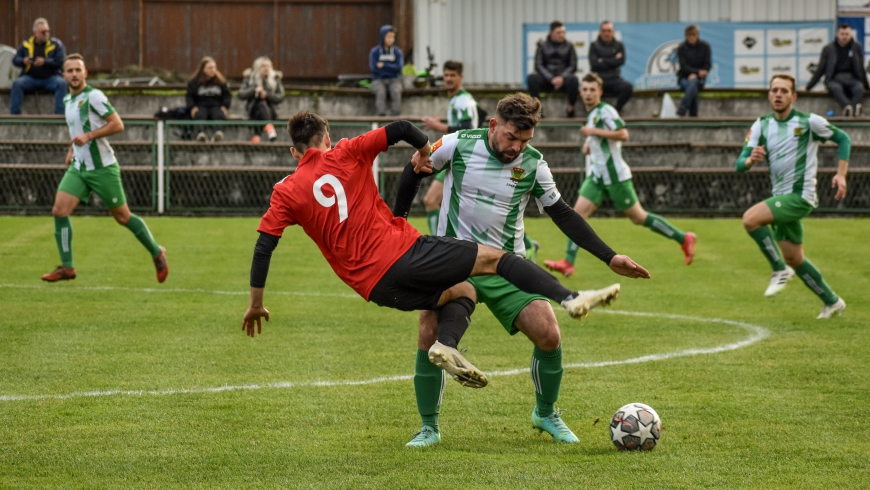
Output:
top-left (443, 60), bottom-right (463, 75)
top-left (549, 21), bottom-right (564, 32)
top-left (582, 72), bottom-right (603, 89)
top-left (496, 93), bottom-right (541, 131)
top-left (838, 23), bottom-right (852, 30)
top-left (288, 110), bottom-right (329, 151)
top-left (685, 24), bottom-right (699, 35)
top-left (63, 53), bottom-right (85, 68)
top-left (600, 20), bottom-right (613, 28)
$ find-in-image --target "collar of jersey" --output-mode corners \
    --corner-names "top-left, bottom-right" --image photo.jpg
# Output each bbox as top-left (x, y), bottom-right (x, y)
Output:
top-left (773, 108), bottom-right (797, 123)
top-left (298, 147), bottom-right (322, 168)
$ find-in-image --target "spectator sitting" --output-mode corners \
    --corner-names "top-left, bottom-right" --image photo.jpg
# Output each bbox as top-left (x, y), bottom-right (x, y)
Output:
top-left (676, 24), bottom-right (712, 117)
top-left (806, 23), bottom-right (869, 117)
top-left (589, 20), bottom-right (633, 112)
top-left (527, 21), bottom-right (579, 117)
top-left (369, 25), bottom-right (404, 116)
top-left (186, 56), bottom-right (231, 142)
top-left (238, 56), bottom-right (285, 142)
top-left (10, 18), bottom-right (67, 115)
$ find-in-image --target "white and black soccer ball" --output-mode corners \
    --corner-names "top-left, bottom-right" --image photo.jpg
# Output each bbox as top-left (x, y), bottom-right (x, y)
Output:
top-left (610, 402), bottom-right (662, 451)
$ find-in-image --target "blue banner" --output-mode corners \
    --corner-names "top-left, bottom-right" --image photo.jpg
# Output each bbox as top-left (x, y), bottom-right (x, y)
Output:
top-left (523, 22), bottom-right (834, 89)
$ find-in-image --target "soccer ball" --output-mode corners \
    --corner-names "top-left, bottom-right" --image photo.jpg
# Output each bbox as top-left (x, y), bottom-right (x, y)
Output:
top-left (610, 402), bottom-right (662, 451)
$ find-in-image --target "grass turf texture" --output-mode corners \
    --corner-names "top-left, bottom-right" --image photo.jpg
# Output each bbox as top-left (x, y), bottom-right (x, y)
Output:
top-left (0, 216), bottom-right (868, 488)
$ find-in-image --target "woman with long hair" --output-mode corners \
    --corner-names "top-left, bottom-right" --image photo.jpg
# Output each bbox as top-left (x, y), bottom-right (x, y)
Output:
top-left (186, 56), bottom-right (232, 142)
top-left (238, 56), bottom-right (285, 142)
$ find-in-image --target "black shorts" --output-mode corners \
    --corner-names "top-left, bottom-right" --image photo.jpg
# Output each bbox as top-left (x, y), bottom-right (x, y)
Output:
top-left (369, 235), bottom-right (478, 311)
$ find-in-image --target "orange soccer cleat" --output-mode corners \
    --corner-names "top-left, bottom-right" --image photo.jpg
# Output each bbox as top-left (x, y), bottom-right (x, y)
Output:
top-left (154, 247), bottom-right (169, 283)
top-left (681, 232), bottom-right (697, 265)
top-left (544, 259), bottom-right (575, 278)
top-left (41, 265), bottom-right (76, 282)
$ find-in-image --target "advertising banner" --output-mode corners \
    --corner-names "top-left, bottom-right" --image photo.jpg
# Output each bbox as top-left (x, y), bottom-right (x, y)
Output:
top-left (523, 22), bottom-right (833, 89)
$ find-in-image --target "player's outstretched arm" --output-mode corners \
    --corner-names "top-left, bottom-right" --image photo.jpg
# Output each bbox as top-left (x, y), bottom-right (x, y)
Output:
top-left (828, 127), bottom-right (851, 200)
top-left (544, 199), bottom-right (650, 279)
top-left (580, 126), bottom-right (628, 141)
top-left (243, 232), bottom-right (280, 337)
top-left (392, 161), bottom-right (437, 218)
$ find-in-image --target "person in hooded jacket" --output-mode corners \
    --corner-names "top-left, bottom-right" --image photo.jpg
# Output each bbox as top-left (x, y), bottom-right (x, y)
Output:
top-left (370, 25), bottom-right (404, 116)
top-left (238, 57), bottom-right (285, 142)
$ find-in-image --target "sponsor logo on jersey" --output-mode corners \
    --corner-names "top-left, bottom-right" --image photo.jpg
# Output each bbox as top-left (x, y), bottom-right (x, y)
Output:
top-left (793, 127), bottom-right (803, 137)
top-left (510, 167), bottom-right (525, 182)
top-left (430, 138), bottom-right (443, 154)
top-left (460, 133), bottom-right (482, 139)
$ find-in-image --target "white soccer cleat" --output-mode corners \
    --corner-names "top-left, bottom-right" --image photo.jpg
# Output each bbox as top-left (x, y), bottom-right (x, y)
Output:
top-left (428, 341), bottom-right (488, 389)
top-left (561, 284), bottom-right (620, 319)
top-left (817, 298), bottom-right (846, 319)
top-left (764, 266), bottom-right (795, 297)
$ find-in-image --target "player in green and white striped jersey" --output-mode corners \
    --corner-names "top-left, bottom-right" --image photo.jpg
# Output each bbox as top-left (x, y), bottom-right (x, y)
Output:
top-left (41, 54), bottom-right (168, 283)
top-left (545, 73), bottom-right (696, 277)
top-left (422, 61), bottom-right (541, 259)
top-left (738, 74), bottom-right (849, 318)
top-left (396, 93), bottom-right (650, 447)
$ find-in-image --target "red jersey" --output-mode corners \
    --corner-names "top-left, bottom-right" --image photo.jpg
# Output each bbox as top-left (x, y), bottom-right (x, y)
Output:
top-left (258, 127), bottom-right (421, 300)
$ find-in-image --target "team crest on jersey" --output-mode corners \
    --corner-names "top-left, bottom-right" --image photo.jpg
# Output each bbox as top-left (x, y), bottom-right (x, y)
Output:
top-left (430, 138), bottom-right (443, 154)
top-left (793, 127), bottom-right (803, 137)
top-left (77, 99), bottom-right (85, 108)
top-left (510, 167), bottom-right (525, 182)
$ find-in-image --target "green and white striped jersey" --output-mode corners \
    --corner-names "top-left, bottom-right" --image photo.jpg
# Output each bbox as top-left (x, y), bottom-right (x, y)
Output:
top-left (430, 129), bottom-right (561, 256)
top-left (744, 109), bottom-right (836, 205)
top-left (64, 85), bottom-right (117, 171)
top-left (447, 88), bottom-right (478, 128)
top-left (585, 101), bottom-right (630, 184)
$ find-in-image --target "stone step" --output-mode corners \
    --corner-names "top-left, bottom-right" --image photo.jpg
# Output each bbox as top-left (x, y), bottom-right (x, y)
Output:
top-left (0, 86), bottom-right (854, 119)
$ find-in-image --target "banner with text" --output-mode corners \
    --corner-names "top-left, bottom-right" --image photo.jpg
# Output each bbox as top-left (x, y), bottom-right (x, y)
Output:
top-left (523, 22), bottom-right (833, 89)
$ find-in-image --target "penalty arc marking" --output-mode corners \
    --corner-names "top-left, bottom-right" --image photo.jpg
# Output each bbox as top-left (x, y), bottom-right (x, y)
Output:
top-left (0, 284), bottom-right (770, 403)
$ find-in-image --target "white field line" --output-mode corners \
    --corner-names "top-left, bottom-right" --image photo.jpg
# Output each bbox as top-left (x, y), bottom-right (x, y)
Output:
top-left (0, 283), bottom-right (360, 298)
top-left (0, 287), bottom-right (770, 402)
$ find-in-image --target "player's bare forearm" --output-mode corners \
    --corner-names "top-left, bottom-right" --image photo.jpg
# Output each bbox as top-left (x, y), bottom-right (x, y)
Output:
top-left (74, 114), bottom-right (124, 145)
top-left (599, 128), bottom-right (628, 141)
top-left (65, 146), bottom-right (73, 166)
top-left (837, 159), bottom-right (848, 178)
top-left (833, 159), bottom-right (848, 200)
top-left (249, 287), bottom-right (265, 308)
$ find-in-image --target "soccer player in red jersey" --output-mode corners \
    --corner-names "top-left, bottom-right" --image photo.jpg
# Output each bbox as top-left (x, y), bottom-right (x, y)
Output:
top-left (242, 111), bottom-right (650, 386)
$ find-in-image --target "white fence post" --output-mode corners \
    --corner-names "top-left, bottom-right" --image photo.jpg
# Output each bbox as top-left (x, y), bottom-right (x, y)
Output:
top-left (371, 122), bottom-right (379, 188)
top-left (156, 120), bottom-right (165, 214)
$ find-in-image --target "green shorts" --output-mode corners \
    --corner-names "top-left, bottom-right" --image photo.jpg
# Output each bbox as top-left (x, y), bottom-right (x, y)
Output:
top-left (58, 163), bottom-right (127, 208)
top-left (578, 175), bottom-right (638, 211)
top-left (467, 275), bottom-right (548, 335)
top-left (765, 193), bottom-right (814, 244)
top-left (433, 168), bottom-right (447, 183)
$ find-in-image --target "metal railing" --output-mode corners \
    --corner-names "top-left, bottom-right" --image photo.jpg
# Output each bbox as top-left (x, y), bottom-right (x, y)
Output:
top-left (1, 117), bottom-right (869, 215)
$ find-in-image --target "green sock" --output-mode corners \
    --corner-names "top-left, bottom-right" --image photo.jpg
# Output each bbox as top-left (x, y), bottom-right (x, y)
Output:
top-left (748, 226), bottom-right (786, 271)
top-left (565, 240), bottom-right (579, 265)
top-left (125, 214), bottom-right (162, 258)
top-left (426, 209), bottom-right (439, 235)
top-left (54, 217), bottom-right (74, 268)
top-left (414, 349), bottom-right (444, 431)
top-left (643, 213), bottom-right (686, 244)
top-left (531, 346), bottom-right (563, 418)
top-left (795, 259), bottom-right (839, 306)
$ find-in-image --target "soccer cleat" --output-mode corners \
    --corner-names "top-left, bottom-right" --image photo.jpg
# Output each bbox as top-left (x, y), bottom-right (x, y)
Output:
top-left (544, 259), bottom-right (575, 277)
top-left (817, 298), bottom-right (846, 319)
top-left (681, 232), bottom-right (697, 265)
top-left (531, 407), bottom-right (579, 443)
top-left (405, 426), bottom-right (441, 447)
top-left (212, 131), bottom-right (224, 142)
top-left (764, 266), bottom-right (794, 297)
top-left (153, 246), bottom-right (169, 283)
top-left (196, 132), bottom-right (207, 142)
top-left (265, 123), bottom-right (277, 141)
top-left (525, 240), bottom-right (540, 262)
top-left (561, 284), bottom-right (620, 319)
top-left (41, 266), bottom-right (76, 282)
top-left (428, 341), bottom-right (488, 389)
top-left (856, 104), bottom-right (864, 118)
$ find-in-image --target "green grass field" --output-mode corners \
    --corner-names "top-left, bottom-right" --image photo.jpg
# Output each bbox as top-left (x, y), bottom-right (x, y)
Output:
top-left (1, 215), bottom-right (868, 488)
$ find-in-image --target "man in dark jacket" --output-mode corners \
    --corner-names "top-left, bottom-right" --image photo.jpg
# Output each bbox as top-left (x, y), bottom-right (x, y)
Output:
top-left (589, 21), bottom-right (633, 112)
top-left (369, 25), bottom-right (404, 116)
top-left (805, 24), bottom-right (870, 117)
top-left (676, 24), bottom-right (712, 117)
top-left (527, 21), bottom-right (580, 117)
top-left (10, 18), bottom-right (67, 114)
